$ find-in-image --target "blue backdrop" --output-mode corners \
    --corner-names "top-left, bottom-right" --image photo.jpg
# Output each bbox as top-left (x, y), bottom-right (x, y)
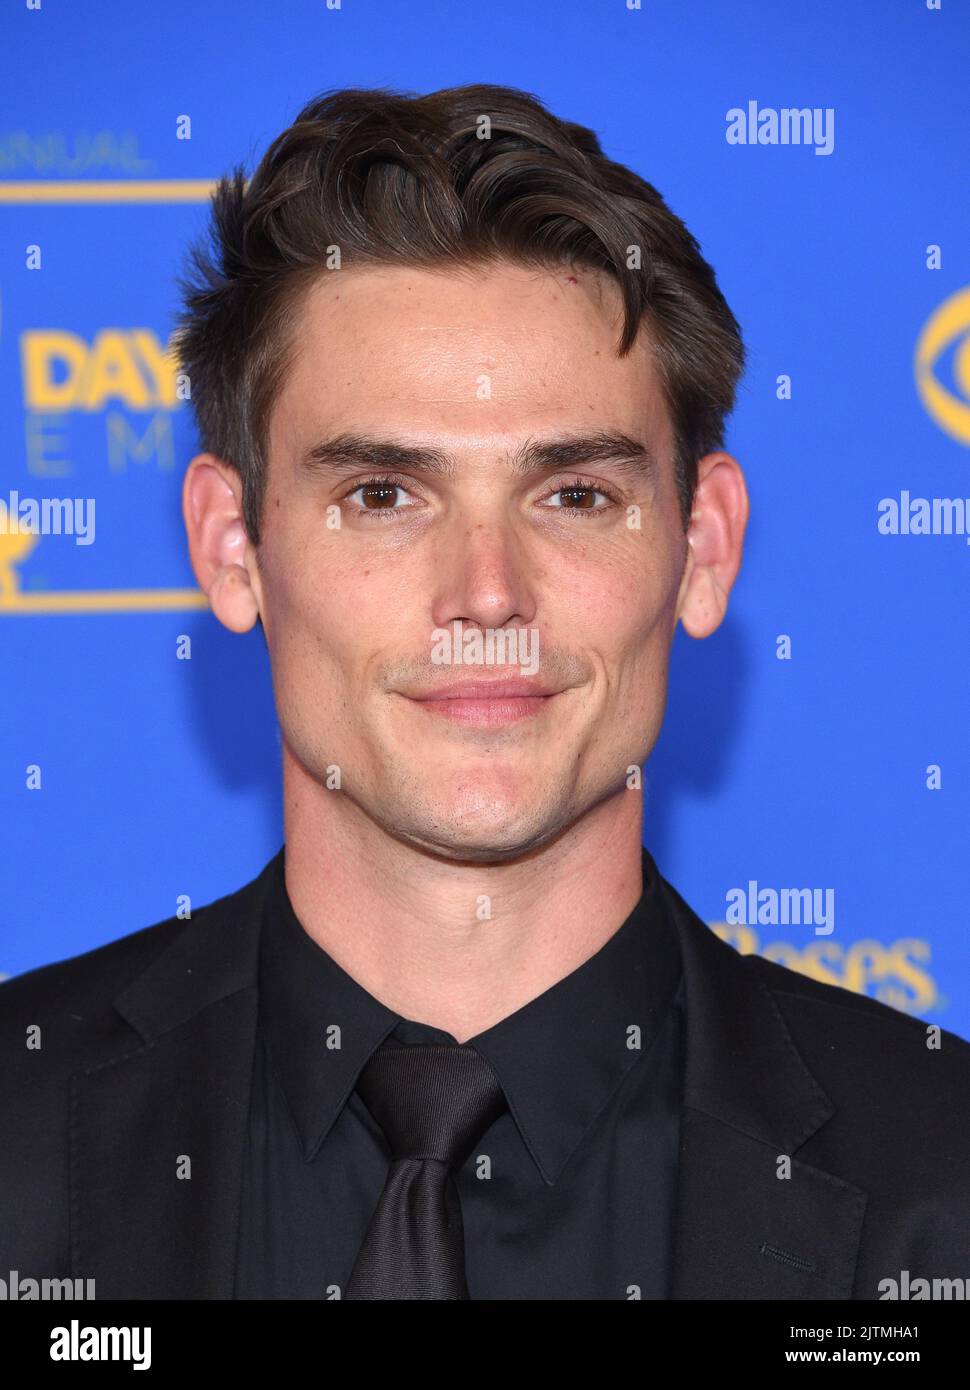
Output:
top-left (2, 0), bottom-right (968, 1041)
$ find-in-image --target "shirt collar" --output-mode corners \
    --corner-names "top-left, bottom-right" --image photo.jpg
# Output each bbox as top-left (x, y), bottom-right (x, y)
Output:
top-left (258, 844), bottom-right (682, 1186)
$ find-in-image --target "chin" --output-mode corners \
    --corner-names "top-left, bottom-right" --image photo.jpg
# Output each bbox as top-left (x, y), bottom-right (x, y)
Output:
top-left (384, 799), bottom-right (569, 866)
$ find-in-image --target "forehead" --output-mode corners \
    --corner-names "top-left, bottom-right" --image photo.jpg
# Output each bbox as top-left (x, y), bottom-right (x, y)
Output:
top-left (269, 261), bottom-right (672, 461)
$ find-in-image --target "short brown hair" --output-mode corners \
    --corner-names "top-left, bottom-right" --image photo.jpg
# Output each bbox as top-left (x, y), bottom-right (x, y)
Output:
top-left (173, 83), bottom-right (746, 545)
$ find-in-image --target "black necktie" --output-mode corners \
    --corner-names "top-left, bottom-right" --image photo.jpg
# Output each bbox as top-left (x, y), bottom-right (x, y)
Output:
top-left (344, 1039), bottom-right (508, 1300)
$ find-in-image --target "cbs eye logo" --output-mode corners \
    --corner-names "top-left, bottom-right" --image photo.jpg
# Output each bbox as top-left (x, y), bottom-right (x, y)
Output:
top-left (915, 287), bottom-right (970, 446)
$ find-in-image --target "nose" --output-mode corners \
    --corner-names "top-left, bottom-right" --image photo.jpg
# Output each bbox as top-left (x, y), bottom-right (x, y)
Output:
top-left (429, 513), bottom-right (538, 634)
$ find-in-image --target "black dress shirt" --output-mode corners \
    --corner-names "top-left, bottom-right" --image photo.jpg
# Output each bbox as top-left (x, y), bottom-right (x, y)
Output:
top-left (233, 846), bottom-right (685, 1301)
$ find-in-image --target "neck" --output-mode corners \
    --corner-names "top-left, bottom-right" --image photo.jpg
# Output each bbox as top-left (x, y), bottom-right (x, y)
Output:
top-left (281, 750), bottom-right (646, 1044)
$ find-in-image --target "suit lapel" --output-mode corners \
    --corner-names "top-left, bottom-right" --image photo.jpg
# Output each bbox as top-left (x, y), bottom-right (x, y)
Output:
top-left (69, 863), bottom-right (271, 1298)
top-left (69, 847), bottom-right (869, 1299)
top-left (658, 869), bottom-right (868, 1299)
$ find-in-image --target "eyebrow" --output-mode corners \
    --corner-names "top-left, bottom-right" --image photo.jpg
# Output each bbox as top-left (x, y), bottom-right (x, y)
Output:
top-left (297, 429), bottom-right (659, 484)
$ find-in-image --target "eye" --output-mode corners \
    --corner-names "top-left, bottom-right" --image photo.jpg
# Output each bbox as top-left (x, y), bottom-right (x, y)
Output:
top-left (340, 474), bottom-right (621, 518)
top-left (343, 477), bottom-right (420, 514)
top-left (539, 479), bottom-right (618, 513)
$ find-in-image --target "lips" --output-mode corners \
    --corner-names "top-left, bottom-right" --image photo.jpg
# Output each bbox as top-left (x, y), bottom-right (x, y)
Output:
top-left (400, 677), bottom-right (560, 727)
top-left (408, 678), bottom-right (558, 700)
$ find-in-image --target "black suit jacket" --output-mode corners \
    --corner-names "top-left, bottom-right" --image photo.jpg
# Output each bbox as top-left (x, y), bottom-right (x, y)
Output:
top-left (2, 848), bottom-right (969, 1300)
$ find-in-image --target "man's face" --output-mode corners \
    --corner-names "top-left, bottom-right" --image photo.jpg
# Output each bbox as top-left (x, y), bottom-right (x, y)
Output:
top-left (253, 261), bottom-right (690, 862)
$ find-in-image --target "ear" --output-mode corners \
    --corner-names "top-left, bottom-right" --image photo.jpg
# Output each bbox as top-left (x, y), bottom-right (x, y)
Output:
top-left (675, 451), bottom-right (749, 638)
top-left (182, 453), bottom-right (262, 633)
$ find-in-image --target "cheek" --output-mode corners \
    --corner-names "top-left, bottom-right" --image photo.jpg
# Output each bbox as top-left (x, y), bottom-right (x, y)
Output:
top-left (262, 517), bottom-right (356, 630)
top-left (556, 531), bottom-right (679, 641)
top-left (563, 549), bottom-right (679, 712)
top-left (264, 544), bottom-right (405, 697)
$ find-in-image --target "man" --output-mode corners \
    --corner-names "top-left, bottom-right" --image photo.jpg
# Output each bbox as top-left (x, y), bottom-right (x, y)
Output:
top-left (2, 83), bottom-right (969, 1302)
